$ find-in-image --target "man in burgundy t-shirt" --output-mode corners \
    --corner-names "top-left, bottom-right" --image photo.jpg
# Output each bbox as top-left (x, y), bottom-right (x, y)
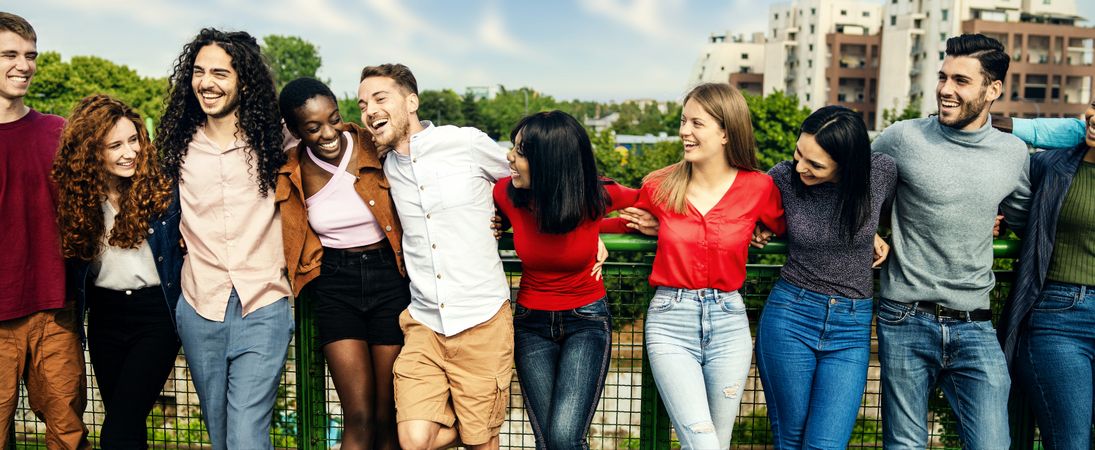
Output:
top-left (0, 13), bottom-right (90, 450)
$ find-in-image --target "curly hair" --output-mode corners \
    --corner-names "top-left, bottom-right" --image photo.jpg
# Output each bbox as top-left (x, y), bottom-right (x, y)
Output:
top-left (156, 28), bottom-right (285, 196)
top-left (52, 95), bottom-right (174, 261)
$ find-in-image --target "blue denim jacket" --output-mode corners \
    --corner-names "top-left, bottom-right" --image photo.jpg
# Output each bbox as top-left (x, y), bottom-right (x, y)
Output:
top-left (67, 190), bottom-right (184, 344)
top-left (999, 117), bottom-right (1088, 366)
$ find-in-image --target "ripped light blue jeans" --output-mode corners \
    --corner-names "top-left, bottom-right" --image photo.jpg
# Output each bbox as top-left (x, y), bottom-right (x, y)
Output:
top-left (645, 287), bottom-right (753, 449)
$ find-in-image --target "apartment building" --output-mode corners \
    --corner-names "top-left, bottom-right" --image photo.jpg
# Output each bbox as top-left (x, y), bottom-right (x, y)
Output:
top-left (878, 0), bottom-right (1095, 121)
top-left (762, 0), bottom-right (884, 128)
top-left (689, 32), bottom-right (767, 95)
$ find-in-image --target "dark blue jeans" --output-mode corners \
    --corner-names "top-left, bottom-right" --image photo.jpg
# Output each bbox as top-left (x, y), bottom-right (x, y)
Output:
top-left (755, 279), bottom-right (872, 450)
top-left (1017, 281), bottom-right (1095, 450)
top-left (513, 298), bottom-right (612, 450)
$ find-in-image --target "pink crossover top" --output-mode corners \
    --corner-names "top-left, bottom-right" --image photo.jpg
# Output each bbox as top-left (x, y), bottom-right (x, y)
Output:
top-left (305, 132), bottom-right (386, 249)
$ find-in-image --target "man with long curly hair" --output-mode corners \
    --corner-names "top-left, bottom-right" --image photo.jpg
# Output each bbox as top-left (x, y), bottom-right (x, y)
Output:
top-left (154, 28), bottom-right (292, 450)
top-left (0, 12), bottom-right (91, 450)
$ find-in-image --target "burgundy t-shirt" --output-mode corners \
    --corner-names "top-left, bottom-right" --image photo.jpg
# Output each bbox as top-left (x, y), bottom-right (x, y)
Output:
top-left (0, 109), bottom-right (66, 321)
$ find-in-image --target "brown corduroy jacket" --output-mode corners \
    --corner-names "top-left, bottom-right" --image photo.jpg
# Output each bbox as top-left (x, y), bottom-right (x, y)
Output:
top-left (275, 122), bottom-right (405, 296)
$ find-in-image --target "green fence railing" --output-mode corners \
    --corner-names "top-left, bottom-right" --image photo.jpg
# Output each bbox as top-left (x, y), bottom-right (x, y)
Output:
top-left (7, 236), bottom-right (1038, 449)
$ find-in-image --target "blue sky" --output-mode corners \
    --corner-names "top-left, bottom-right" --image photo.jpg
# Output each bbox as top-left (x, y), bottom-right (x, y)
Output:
top-left (12, 0), bottom-right (1095, 102)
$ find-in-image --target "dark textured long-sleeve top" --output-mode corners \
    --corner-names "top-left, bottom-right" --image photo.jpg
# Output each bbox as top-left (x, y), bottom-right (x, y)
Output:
top-left (769, 153), bottom-right (897, 299)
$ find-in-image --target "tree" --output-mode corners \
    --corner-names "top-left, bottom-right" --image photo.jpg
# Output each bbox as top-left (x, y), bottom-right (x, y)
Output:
top-left (461, 92), bottom-right (487, 131)
top-left (418, 89), bottom-right (466, 126)
top-left (261, 35), bottom-right (323, 90)
top-left (881, 97), bottom-right (922, 128)
top-left (744, 91), bottom-right (811, 171)
top-left (27, 52), bottom-right (167, 123)
top-left (476, 86), bottom-right (557, 140)
top-left (338, 97), bottom-right (363, 126)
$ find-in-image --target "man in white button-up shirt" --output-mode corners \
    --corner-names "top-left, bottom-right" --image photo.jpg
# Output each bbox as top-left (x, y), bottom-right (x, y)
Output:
top-left (358, 64), bottom-right (512, 450)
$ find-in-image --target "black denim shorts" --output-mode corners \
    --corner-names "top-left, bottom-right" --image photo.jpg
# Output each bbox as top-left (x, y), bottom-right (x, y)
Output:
top-left (304, 245), bottom-right (411, 346)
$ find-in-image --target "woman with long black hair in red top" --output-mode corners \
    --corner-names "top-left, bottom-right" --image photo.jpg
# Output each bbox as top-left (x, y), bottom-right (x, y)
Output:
top-left (493, 111), bottom-right (637, 450)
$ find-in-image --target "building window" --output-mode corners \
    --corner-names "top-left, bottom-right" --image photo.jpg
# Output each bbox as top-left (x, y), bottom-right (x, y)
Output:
top-left (810, 24), bottom-right (815, 34)
top-left (941, 9), bottom-right (949, 20)
top-left (741, 66), bottom-right (751, 73)
top-left (742, 53), bottom-right (749, 59)
top-left (840, 9), bottom-right (847, 16)
top-left (774, 13), bottom-right (779, 19)
top-left (806, 93), bottom-right (812, 102)
top-left (863, 11), bottom-right (870, 17)
top-left (939, 51), bottom-right (945, 60)
top-left (891, 15), bottom-right (897, 26)
top-left (808, 60), bottom-right (813, 68)
top-left (811, 8), bottom-right (816, 15)
top-left (1043, 0), bottom-right (1050, 4)
top-left (809, 44), bottom-right (814, 51)
top-left (807, 77), bottom-right (812, 85)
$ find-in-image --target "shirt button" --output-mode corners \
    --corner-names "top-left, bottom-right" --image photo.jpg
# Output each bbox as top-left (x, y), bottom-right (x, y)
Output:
top-left (426, 213), bottom-right (432, 219)
top-left (125, 290), bottom-right (133, 295)
top-left (436, 273), bottom-right (442, 279)
top-left (420, 185), bottom-right (425, 191)
top-left (432, 243), bottom-right (437, 249)
top-left (369, 200), bottom-right (376, 206)
top-left (385, 225), bottom-right (392, 232)
top-left (157, 256), bottom-right (164, 262)
top-left (830, 299), bottom-right (837, 305)
top-left (412, 158), bottom-right (417, 163)
top-left (440, 303), bottom-right (445, 309)
top-left (148, 228), bottom-right (155, 234)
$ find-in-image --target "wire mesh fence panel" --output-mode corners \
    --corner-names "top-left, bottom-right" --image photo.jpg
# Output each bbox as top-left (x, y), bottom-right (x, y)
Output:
top-left (7, 306), bottom-right (300, 450)
top-left (6, 243), bottom-right (1043, 450)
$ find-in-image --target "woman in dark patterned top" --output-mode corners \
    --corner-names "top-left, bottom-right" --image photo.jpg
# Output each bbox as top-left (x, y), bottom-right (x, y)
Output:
top-left (753, 105), bottom-right (897, 449)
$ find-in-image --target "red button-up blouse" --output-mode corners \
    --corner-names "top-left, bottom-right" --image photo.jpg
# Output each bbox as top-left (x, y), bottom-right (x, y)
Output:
top-left (606, 169), bottom-right (785, 292)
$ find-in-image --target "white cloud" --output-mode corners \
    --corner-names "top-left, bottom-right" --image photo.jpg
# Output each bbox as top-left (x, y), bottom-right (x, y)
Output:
top-left (477, 6), bottom-right (530, 56)
top-left (361, 0), bottom-right (470, 52)
top-left (577, 0), bottom-right (687, 44)
top-left (241, 0), bottom-right (360, 35)
top-left (38, 0), bottom-right (197, 28)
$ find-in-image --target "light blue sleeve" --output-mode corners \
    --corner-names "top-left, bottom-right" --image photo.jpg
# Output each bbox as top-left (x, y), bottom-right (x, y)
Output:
top-left (1011, 118), bottom-right (1086, 150)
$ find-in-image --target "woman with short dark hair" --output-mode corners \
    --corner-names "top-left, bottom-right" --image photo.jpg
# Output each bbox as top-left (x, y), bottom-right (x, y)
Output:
top-left (277, 77), bottom-right (409, 450)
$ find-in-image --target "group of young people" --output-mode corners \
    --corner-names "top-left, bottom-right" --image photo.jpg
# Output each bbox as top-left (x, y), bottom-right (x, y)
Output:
top-left (1, 10), bottom-right (1092, 450)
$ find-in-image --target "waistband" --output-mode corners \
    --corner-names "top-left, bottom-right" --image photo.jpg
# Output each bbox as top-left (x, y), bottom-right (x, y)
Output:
top-left (655, 286), bottom-right (740, 303)
top-left (321, 242), bottom-right (393, 264)
top-left (1043, 280), bottom-right (1093, 296)
top-left (87, 285), bottom-right (162, 302)
top-left (882, 298), bottom-right (991, 322)
top-left (773, 278), bottom-right (873, 305)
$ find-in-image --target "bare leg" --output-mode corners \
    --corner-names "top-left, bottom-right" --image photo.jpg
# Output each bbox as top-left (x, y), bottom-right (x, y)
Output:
top-left (398, 419), bottom-right (459, 450)
top-left (324, 339), bottom-right (375, 450)
top-left (370, 344), bottom-right (401, 450)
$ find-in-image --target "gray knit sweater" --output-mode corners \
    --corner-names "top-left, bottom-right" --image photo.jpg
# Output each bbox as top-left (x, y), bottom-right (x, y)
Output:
top-left (872, 117), bottom-right (1031, 311)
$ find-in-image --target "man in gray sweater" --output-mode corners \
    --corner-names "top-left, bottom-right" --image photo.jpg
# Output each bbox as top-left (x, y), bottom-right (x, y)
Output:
top-left (872, 34), bottom-right (1030, 449)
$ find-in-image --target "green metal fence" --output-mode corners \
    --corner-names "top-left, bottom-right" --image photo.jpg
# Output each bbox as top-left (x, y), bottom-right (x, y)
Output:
top-left (7, 236), bottom-right (1039, 449)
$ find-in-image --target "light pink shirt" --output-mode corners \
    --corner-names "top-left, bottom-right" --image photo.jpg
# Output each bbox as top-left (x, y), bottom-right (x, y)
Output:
top-left (179, 128), bottom-right (292, 321)
top-left (304, 131), bottom-right (386, 248)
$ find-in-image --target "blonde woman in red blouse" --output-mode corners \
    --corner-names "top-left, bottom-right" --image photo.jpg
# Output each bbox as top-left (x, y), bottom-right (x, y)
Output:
top-left (612, 83), bottom-right (785, 449)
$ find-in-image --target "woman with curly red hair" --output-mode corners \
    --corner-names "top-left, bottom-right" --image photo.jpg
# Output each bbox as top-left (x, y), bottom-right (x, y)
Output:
top-left (52, 95), bottom-right (183, 450)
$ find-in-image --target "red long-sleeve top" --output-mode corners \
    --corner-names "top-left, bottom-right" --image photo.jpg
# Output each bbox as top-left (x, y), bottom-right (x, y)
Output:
top-left (603, 170), bottom-right (785, 292)
top-left (494, 178), bottom-right (638, 310)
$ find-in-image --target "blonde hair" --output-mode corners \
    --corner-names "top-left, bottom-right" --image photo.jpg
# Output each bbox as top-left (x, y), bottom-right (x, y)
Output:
top-left (646, 83), bottom-right (758, 213)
